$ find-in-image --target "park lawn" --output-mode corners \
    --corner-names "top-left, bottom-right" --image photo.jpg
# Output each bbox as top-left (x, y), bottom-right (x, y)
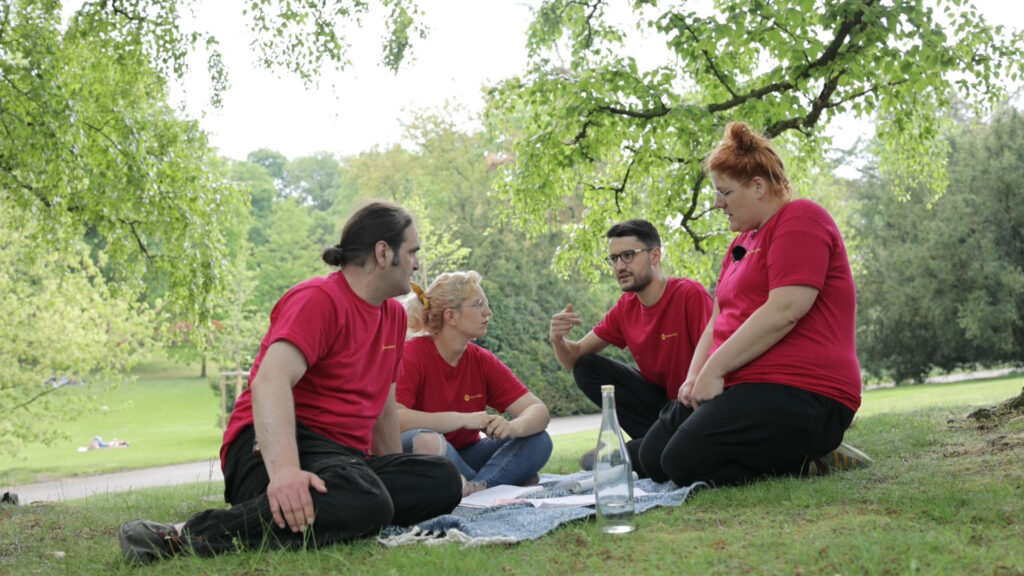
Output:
top-left (0, 370), bottom-right (1020, 485)
top-left (0, 376), bottom-right (1022, 574)
top-left (0, 374), bottom-right (224, 485)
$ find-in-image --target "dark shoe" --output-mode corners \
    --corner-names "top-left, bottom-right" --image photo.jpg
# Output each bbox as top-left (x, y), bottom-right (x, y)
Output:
top-left (119, 519), bottom-right (180, 564)
top-left (579, 448), bottom-right (598, 471)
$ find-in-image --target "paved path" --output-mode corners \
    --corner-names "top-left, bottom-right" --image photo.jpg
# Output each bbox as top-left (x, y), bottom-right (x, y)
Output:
top-left (6, 414), bottom-right (602, 505)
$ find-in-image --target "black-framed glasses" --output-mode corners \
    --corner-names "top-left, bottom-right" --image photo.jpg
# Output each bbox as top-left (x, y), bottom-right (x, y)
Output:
top-left (713, 177), bottom-right (752, 201)
top-left (606, 248), bottom-right (653, 267)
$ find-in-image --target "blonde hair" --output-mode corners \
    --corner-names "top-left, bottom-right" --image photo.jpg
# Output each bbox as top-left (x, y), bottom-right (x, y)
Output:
top-left (405, 271), bottom-right (483, 335)
top-left (705, 122), bottom-right (792, 201)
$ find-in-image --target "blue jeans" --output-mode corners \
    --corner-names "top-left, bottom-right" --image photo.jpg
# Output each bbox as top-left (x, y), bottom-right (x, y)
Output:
top-left (401, 429), bottom-right (552, 488)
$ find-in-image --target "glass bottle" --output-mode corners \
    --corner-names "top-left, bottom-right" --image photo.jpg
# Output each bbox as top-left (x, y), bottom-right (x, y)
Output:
top-left (594, 385), bottom-right (635, 534)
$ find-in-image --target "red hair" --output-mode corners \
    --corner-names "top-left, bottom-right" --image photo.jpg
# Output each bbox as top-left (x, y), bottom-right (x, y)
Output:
top-left (705, 122), bottom-right (792, 201)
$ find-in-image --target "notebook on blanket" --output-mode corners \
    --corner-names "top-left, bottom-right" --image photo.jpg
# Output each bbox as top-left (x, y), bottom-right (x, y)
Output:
top-left (378, 471), bottom-right (704, 547)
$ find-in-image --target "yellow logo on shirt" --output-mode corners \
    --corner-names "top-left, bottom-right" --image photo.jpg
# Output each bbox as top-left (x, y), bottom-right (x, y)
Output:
top-left (381, 344), bottom-right (396, 351)
top-left (464, 393), bottom-right (483, 402)
top-left (661, 333), bottom-right (678, 340)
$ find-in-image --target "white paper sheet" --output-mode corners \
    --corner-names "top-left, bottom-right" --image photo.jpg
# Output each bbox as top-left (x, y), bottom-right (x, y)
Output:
top-left (460, 484), bottom-right (652, 509)
top-left (459, 484), bottom-right (544, 508)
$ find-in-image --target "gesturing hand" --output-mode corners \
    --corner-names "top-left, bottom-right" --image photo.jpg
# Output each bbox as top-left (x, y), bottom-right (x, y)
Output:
top-left (266, 467), bottom-right (328, 533)
top-left (549, 303), bottom-right (582, 342)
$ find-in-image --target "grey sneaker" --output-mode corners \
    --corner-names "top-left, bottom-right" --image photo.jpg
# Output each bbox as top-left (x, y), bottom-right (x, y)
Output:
top-left (807, 442), bottom-right (874, 476)
top-left (119, 519), bottom-right (180, 564)
top-left (579, 447), bottom-right (598, 471)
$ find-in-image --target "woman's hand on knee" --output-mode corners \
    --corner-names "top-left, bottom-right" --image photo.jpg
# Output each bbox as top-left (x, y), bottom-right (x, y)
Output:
top-left (690, 374), bottom-right (725, 409)
top-left (678, 378), bottom-right (696, 407)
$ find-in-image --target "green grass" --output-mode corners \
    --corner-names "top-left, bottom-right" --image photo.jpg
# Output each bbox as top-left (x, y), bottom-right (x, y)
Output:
top-left (3, 366), bottom-right (1021, 486)
top-left (0, 373), bottom-right (224, 485)
top-left (1, 374), bottom-right (1022, 574)
top-left (858, 376), bottom-right (1024, 418)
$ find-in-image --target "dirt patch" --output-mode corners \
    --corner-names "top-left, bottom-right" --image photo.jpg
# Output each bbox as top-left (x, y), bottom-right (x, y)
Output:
top-left (987, 433), bottom-right (1024, 451)
top-left (967, 387), bottom-right (1024, 423)
top-left (944, 388), bottom-right (1024, 457)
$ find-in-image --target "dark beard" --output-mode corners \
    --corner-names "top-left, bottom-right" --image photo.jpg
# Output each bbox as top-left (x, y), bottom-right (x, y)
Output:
top-left (621, 273), bottom-right (651, 293)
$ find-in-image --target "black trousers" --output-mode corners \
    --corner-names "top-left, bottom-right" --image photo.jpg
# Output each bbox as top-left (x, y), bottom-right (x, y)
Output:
top-left (573, 353), bottom-right (669, 440)
top-left (639, 383), bottom-right (854, 487)
top-left (181, 422), bottom-right (461, 555)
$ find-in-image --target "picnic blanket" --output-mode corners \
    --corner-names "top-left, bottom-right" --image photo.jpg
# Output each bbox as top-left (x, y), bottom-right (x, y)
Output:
top-left (378, 471), bottom-right (705, 547)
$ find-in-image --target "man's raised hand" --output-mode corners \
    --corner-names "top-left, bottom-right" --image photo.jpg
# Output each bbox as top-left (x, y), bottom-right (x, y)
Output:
top-left (549, 303), bottom-right (582, 342)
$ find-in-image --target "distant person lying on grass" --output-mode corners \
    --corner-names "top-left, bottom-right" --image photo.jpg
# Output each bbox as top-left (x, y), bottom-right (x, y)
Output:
top-left (118, 202), bottom-right (461, 564)
top-left (398, 271), bottom-right (552, 496)
top-left (638, 122), bottom-right (873, 487)
top-left (78, 436), bottom-right (130, 452)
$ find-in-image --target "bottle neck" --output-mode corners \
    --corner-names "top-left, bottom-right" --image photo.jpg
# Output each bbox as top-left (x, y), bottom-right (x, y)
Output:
top-left (600, 391), bottom-right (619, 429)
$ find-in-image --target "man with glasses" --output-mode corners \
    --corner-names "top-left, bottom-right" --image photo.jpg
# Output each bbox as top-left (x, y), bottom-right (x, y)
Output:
top-left (549, 219), bottom-right (713, 473)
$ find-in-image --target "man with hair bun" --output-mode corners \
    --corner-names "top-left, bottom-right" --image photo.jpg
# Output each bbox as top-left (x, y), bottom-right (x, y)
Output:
top-left (639, 122), bottom-right (871, 487)
top-left (118, 201), bottom-right (461, 564)
top-left (549, 218), bottom-right (714, 473)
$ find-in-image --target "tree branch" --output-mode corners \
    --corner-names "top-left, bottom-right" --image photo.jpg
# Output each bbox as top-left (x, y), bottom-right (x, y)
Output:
top-left (583, 150), bottom-right (636, 213)
top-left (562, 0), bottom-right (606, 51)
top-left (118, 218), bottom-right (153, 259)
top-left (671, 15), bottom-right (738, 99)
top-left (12, 385), bottom-right (62, 411)
top-left (701, 0), bottom-right (874, 113)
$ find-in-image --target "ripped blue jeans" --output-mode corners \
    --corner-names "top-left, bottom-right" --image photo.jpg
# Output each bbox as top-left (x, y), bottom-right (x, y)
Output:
top-left (401, 429), bottom-right (552, 487)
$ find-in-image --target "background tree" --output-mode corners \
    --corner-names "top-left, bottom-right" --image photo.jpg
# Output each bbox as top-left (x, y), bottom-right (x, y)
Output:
top-left (486, 0), bottom-right (1023, 282)
top-left (0, 202), bottom-right (156, 454)
top-left (331, 105), bottom-right (632, 414)
top-left (0, 1), bottom-right (250, 453)
top-left (281, 151), bottom-right (346, 211)
top-left (855, 107), bottom-right (1024, 383)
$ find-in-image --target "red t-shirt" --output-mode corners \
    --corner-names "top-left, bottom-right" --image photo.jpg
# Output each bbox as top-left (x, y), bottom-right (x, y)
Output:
top-left (396, 336), bottom-right (528, 450)
top-left (593, 277), bottom-right (713, 398)
top-left (713, 199), bottom-right (862, 411)
top-left (220, 271), bottom-right (407, 464)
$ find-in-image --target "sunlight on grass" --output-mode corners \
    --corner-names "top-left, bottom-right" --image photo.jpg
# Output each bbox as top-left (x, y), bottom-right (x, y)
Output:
top-left (2, 367), bottom-right (1020, 486)
top-left (859, 376), bottom-right (1022, 418)
top-left (3, 397), bottom-right (1021, 575)
top-left (0, 375), bottom-right (223, 484)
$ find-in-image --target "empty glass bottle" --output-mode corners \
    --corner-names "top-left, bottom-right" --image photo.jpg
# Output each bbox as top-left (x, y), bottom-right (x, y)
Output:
top-left (594, 384), bottom-right (635, 534)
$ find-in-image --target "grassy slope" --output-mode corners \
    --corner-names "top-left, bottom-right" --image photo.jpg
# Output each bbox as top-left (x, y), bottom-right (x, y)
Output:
top-left (0, 364), bottom-right (224, 485)
top-left (0, 375), bottom-right (1021, 574)
top-left (3, 369), bottom-right (1020, 484)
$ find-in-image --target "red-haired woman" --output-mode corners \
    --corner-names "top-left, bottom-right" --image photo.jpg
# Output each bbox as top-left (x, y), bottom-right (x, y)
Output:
top-left (639, 122), bottom-right (871, 487)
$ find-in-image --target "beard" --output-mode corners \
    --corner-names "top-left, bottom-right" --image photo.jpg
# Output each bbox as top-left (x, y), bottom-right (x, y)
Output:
top-left (618, 269), bottom-right (652, 293)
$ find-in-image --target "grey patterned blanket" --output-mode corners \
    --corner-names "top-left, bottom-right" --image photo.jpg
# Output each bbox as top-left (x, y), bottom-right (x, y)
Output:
top-left (378, 471), bottom-right (704, 547)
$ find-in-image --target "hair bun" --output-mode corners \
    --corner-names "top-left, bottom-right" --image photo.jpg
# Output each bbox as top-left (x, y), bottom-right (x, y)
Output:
top-left (726, 122), bottom-right (758, 154)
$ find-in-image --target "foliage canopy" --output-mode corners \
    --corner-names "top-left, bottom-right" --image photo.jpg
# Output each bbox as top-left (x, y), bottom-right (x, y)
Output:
top-left (855, 108), bottom-right (1024, 383)
top-left (487, 0), bottom-right (1024, 282)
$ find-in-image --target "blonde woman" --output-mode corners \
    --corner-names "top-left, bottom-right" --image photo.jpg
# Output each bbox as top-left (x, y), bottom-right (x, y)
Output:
top-left (398, 271), bottom-right (552, 495)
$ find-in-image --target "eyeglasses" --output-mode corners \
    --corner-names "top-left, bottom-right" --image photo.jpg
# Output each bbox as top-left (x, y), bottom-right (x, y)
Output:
top-left (463, 298), bottom-right (490, 311)
top-left (712, 177), bottom-right (752, 202)
top-left (606, 248), bottom-right (653, 267)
